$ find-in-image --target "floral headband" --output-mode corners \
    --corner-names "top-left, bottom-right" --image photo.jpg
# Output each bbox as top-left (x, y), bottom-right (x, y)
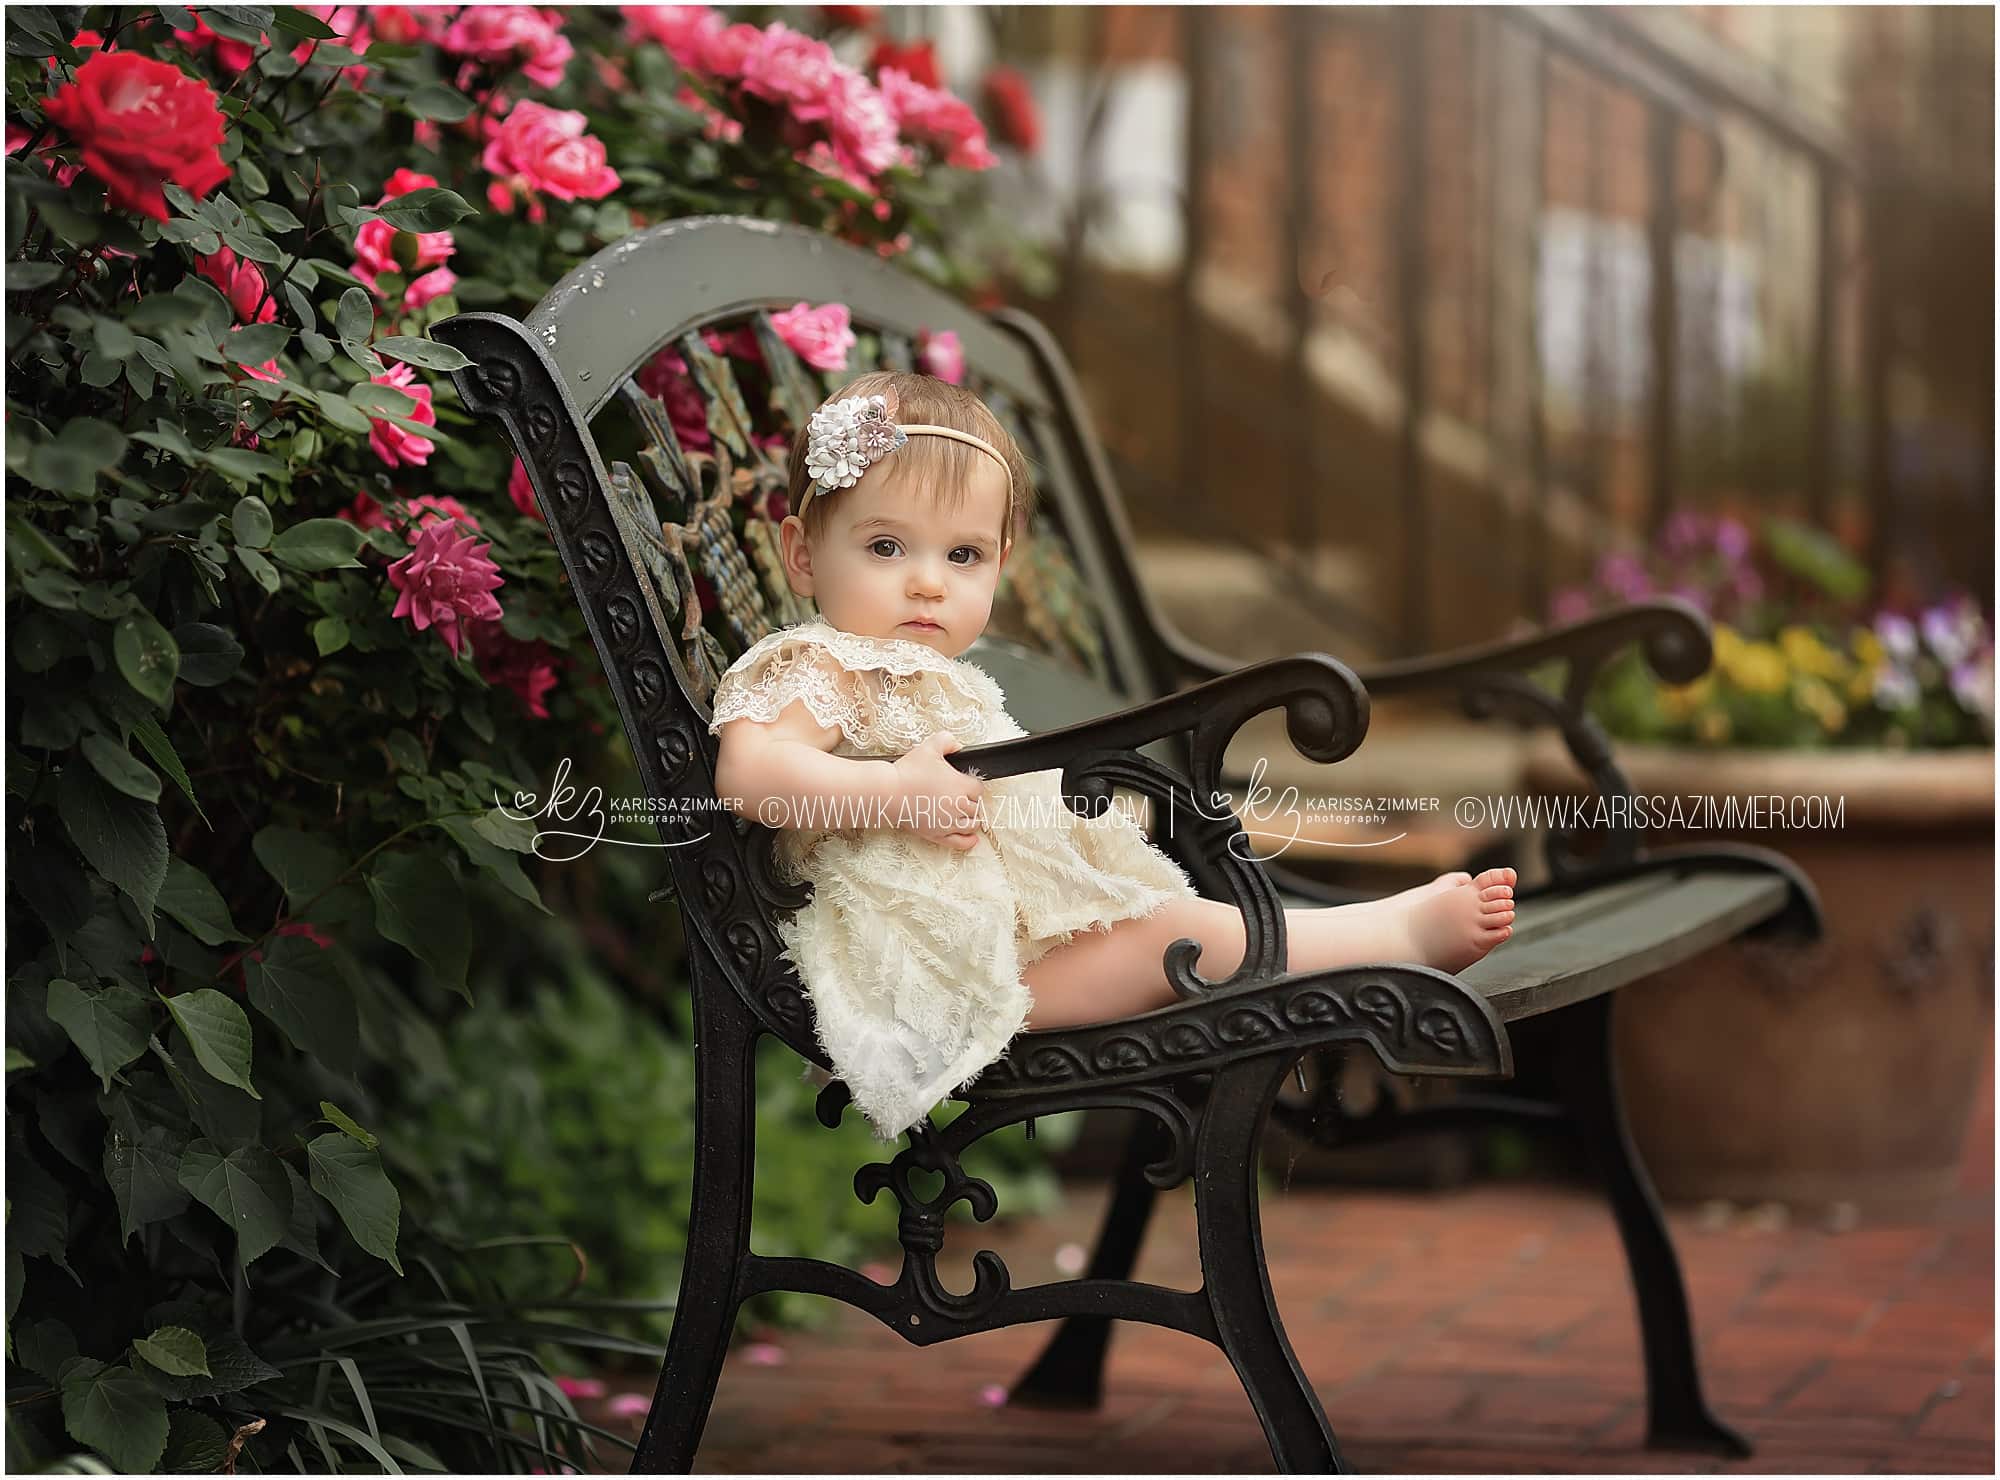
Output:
top-left (795, 394), bottom-right (1012, 520)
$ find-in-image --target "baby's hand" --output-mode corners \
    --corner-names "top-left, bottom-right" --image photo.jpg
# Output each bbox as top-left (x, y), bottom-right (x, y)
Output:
top-left (889, 731), bottom-right (985, 852)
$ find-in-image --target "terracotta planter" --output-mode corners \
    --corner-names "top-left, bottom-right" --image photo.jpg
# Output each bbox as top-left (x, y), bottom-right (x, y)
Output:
top-left (1526, 740), bottom-right (1995, 1212)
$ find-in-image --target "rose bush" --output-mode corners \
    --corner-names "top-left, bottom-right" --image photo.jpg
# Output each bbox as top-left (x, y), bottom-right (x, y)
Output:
top-left (5, 4), bottom-right (1044, 1471)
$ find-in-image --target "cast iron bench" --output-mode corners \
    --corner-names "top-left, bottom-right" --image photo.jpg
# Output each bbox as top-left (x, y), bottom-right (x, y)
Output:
top-left (432, 215), bottom-right (1822, 1474)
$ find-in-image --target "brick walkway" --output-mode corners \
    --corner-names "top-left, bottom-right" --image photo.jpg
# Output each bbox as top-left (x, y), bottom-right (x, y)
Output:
top-left (587, 1080), bottom-right (1993, 1474)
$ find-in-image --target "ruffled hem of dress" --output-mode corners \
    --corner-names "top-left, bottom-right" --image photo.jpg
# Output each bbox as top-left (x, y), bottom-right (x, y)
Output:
top-left (1017, 874), bottom-right (1196, 966)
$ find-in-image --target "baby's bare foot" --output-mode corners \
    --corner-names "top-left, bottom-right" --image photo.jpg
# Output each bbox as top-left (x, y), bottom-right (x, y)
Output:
top-left (1402, 867), bottom-right (1516, 973)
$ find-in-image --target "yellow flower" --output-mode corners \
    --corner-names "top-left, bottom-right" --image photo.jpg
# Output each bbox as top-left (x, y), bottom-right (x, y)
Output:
top-left (1660, 674), bottom-right (1715, 720)
top-left (1780, 626), bottom-right (1848, 680)
top-left (1795, 676), bottom-right (1847, 734)
top-left (1695, 708), bottom-right (1732, 744)
top-left (1732, 642), bottom-right (1790, 695)
top-left (1852, 629), bottom-right (1885, 668)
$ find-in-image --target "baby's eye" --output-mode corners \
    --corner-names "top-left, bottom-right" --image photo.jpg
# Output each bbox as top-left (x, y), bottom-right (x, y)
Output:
top-left (949, 546), bottom-right (982, 566)
top-left (868, 538), bottom-right (901, 558)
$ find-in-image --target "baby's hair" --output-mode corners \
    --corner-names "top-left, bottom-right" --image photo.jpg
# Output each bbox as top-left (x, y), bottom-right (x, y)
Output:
top-left (786, 370), bottom-right (1037, 544)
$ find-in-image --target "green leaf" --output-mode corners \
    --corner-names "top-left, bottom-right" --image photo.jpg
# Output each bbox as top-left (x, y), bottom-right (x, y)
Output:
top-left (276, 1160), bottom-right (332, 1272)
top-left (177, 1139), bottom-right (290, 1267)
top-left (245, 934), bottom-right (356, 1074)
top-left (403, 81), bottom-right (473, 122)
top-left (248, 200), bottom-right (304, 232)
top-left (46, 979), bottom-right (153, 1092)
top-left (157, 857), bottom-right (247, 946)
top-left (131, 1322), bottom-right (280, 1401)
top-left (251, 826), bottom-right (343, 908)
top-left (234, 545), bottom-right (281, 594)
top-left (439, 813), bottom-right (547, 915)
top-left (222, 322), bottom-right (288, 364)
top-left (318, 1100), bottom-right (378, 1150)
top-left (131, 1326), bottom-right (209, 1377)
top-left (6, 1046), bottom-right (32, 1071)
top-left (57, 765), bottom-right (168, 922)
top-left (229, 496), bottom-right (273, 550)
top-left (60, 1359), bottom-right (170, 1474)
top-left (9, 1143), bottom-right (74, 1274)
top-left (269, 516), bottom-right (365, 572)
top-left (8, 260), bottom-right (63, 289)
top-left (113, 611), bottom-right (180, 707)
top-left (104, 1123), bottom-right (190, 1244)
top-left (15, 1318), bottom-right (78, 1381)
top-left (367, 849), bottom-right (469, 997)
top-left (158, 990), bottom-right (259, 1099)
top-left (335, 285), bottom-right (374, 343)
top-left (373, 334), bottom-right (471, 371)
top-left (80, 733), bottom-right (161, 803)
top-left (161, 1409), bottom-right (231, 1474)
top-left (172, 624), bottom-right (243, 687)
top-left (374, 186), bottom-right (477, 232)
top-left (311, 616), bottom-right (349, 655)
top-left (306, 1132), bottom-right (402, 1274)
top-left (132, 715), bottom-right (210, 828)
top-left (270, 4), bottom-right (336, 38)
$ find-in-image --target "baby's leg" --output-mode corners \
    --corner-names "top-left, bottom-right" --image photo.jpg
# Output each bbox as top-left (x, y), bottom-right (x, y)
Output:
top-left (1023, 869), bottom-right (1515, 1030)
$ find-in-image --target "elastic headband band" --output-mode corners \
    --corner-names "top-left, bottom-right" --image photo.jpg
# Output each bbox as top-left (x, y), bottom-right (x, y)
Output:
top-left (795, 394), bottom-right (1012, 521)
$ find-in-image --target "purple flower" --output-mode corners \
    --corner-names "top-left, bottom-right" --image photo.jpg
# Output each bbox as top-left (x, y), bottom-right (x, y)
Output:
top-left (1661, 510), bottom-right (1706, 556)
top-left (1950, 648), bottom-right (1994, 720)
top-left (1596, 552), bottom-right (1652, 601)
top-left (1875, 612), bottom-right (1918, 663)
top-left (1714, 516), bottom-right (1752, 563)
top-left (1668, 583), bottom-right (1711, 616)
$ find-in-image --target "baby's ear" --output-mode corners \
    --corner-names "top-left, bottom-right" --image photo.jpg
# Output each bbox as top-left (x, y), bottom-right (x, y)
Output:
top-left (778, 514), bottom-right (814, 596)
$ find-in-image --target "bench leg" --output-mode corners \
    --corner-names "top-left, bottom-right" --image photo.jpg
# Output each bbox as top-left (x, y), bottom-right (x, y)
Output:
top-left (1553, 993), bottom-right (1752, 1459)
top-left (1008, 1115), bottom-right (1169, 1408)
top-left (1198, 1055), bottom-right (1347, 1474)
top-left (631, 973), bottom-right (758, 1474)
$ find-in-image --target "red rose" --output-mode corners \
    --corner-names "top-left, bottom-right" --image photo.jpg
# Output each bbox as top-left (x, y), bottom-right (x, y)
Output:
top-left (869, 37), bottom-right (938, 88)
top-left (981, 65), bottom-right (1040, 156)
top-left (42, 51), bottom-right (230, 221)
top-left (821, 5), bottom-right (879, 30)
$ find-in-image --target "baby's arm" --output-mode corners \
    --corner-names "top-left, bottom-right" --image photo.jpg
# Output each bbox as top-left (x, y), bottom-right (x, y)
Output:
top-left (714, 701), bottom-right (985, 850)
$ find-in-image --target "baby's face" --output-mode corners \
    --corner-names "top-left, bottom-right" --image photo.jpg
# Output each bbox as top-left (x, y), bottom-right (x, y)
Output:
top-left (782, 456), bottom-right (1011, 659)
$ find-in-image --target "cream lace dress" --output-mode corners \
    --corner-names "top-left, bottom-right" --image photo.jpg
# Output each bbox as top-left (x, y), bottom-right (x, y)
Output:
top-left (707, 620), bottom-right (1197, 1140)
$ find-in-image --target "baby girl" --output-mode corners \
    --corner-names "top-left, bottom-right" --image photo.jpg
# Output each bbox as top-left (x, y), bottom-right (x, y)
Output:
top-left (709, 370), bottom-right (1515, 1139)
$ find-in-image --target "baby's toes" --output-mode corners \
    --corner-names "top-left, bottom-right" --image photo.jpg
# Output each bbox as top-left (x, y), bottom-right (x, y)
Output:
top-left (1480, 883), bottom-right (1513, 902)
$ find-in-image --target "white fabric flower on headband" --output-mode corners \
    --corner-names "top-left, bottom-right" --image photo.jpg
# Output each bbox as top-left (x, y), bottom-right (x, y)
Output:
top-left (805, 394), bottom-right (907, 493)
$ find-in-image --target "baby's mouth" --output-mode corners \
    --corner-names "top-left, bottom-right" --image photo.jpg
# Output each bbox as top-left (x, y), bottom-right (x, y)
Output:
top-left (901, 618), bottom-right (943, 632)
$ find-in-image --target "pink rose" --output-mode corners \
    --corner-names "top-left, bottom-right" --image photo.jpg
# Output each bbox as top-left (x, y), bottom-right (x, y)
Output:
top-left (173, 15), bottom-right (259, 75)
top-left (195, 246), bottom-right (275, 325)
top-left (481, 100), bottom-right (621, 211)
top-left (353, 171), bottom-right (457, 316)
top-left (471, 618), bottom-right (562, 718)
top-left (508, 458), bottom-right (543, 520)
top-left (769, 300), bottom-right (855, 373)
top-left (635, 349), bottom-right (713, 451)
top-left (701, 22), bottom-right (761, 80)
top-left (339, 490), bottom-right (392, 531)
top-left (406, 493), bottom-right (479, 532)
top-left (739, 24), bottom-right (838, 115)
top-left (389, 522), bottom-right (506, 659)
top-left (368, 7), bottom-right (451, 46)
top-left (441, 5), bottom-right (573, 88)
top-left (623, 6), bottom-right (720, 71)
top-left (675, 85), bottom-right (742, 144)
top-left (878, 67), bottom-right (998, 170)
top-left (367, 362), bottom-right (438, 469)
top-left (554, 1375), bottom-right (606, 1400)
top-left (821, 68), bottom-right (899, 179)
top-left (919, 329), bottom-right (964, 385)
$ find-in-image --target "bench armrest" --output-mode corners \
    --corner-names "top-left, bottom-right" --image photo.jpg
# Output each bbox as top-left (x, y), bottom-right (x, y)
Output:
top-left (1159, 600), bottom-right (1714, 887)
top-left (950, 653), bottom-right (1369, 996)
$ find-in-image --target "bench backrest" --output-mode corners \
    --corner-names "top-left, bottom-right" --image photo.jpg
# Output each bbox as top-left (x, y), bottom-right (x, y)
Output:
top-left (435, 215), bottom-right (1187, 1068)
